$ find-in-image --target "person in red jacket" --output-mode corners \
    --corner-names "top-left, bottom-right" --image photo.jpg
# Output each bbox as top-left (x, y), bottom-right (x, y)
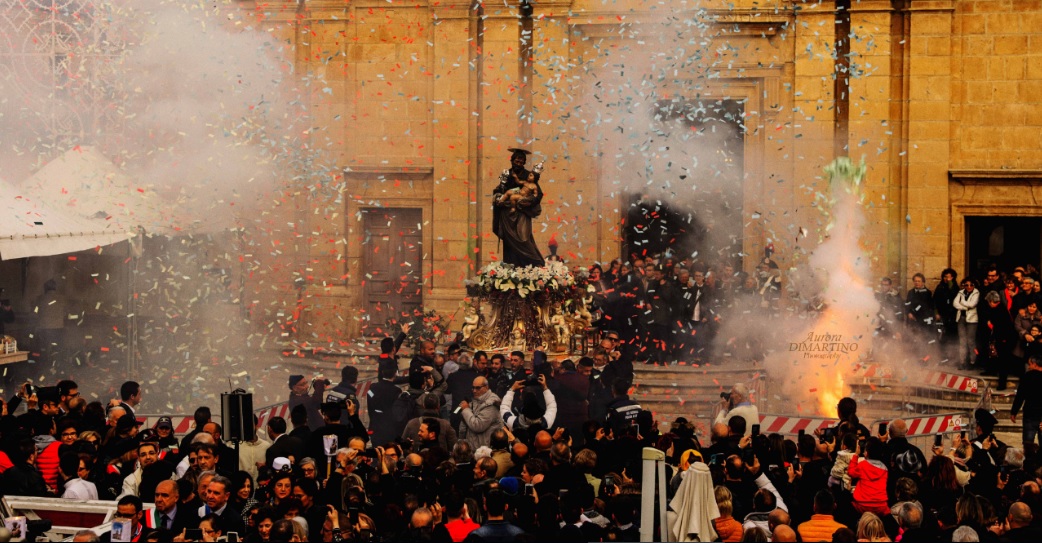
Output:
top-left (38, 418), bottom-right (79, 494)
top-left (848, 437), bottom-right (890, 516)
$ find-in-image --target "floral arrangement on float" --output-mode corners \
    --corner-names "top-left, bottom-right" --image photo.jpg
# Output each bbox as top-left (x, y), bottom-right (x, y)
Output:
top-left (470, 260), bottom-right (576, 299)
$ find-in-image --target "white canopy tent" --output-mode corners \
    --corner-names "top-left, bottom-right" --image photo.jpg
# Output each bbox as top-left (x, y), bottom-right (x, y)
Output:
top-left (19, 146), bottom-right (178, 236)
top-left (0, 179), bottom-right (134, 260)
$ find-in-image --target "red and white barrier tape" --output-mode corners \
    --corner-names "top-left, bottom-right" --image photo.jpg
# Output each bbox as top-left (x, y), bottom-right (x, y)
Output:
top-left (757, 414), bottom-right (838, 435)
top-left (924, 372), bottom-right (979, 394)
top-left (854, 364), bottom-right (981, 395)
top-left (898, 413), bottom-right (967, 436)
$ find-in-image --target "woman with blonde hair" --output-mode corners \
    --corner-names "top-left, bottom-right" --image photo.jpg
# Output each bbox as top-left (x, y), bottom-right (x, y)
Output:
top-left (856, 512), bottom-right (891, 541)
top-left (713, 486), bottom-right (743, 542)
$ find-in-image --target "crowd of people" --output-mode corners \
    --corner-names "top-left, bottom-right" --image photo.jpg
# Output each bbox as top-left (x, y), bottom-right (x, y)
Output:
top-left (2, 262), bottom-right (1042, 542)
top-left (0, 341), bottom-right (1040, 542)
top-left (874, 265), bottom-right (1042, 393)
top-left (577, 255), bottom-right (784, 365)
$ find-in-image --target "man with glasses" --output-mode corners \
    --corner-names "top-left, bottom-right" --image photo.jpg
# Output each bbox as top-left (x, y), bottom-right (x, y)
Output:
top-left (598, 331), bottom-right (634, 392)
top-left (457, 377), bottom-right (502, 449)
top-left (120, 441), bottom-right (160, 498)
top-left (983, 267), bottom-right (1003, 295)
top-left (56, 379), bottom-right (79, 417)
top-left (114, 495), bottom-right (146, 541)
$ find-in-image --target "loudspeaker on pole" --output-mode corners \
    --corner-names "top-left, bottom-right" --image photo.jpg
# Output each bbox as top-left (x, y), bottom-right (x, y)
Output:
top-left (221, 391), bottom-right (255, 442)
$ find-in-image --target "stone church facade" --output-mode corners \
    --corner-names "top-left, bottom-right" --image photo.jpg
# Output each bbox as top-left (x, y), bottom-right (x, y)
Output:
top-left (245, 0), bottom-right (1042, 342)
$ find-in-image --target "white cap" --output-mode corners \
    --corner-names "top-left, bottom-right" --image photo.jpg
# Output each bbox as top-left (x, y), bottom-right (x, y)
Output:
top-left (272, 457), bottom-right (291, 472)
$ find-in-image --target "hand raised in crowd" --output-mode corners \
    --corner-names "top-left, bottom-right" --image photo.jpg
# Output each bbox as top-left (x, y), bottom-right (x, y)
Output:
top-left (326, 504), bottom-right (340, 530)
top-left (537, 374), bottom-right (547, 389)
top-left (746, 453), bottom-right (761, 474)
top-left (374, 446), bottom-right (390, 475)
top-left (786, 462), bottom-right (800, 483)
top-left (459, 400), bottom-right (470, 411)
top-left (430, 502), bottom-right (443, 525)
top-left (738, 435), bottom-right (752, 449)
top-left (401, 322), bottom-right (412, 335)
top-left (338, 448), bottom-right (359, 470)
top-left (511, 380), bottom-right (526, 392)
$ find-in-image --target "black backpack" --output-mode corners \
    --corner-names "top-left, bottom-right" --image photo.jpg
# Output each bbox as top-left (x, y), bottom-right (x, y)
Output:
top-left (391, 390), bottom-right (419, 426)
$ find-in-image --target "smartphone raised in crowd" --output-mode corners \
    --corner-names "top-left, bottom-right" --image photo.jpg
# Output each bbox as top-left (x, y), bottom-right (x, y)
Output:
top-left (879, 422), bottom-right (888, 436)
top-left (934, 433), bottom-right (943, 447)
top-left (751, 424), bottom-right (761, 436)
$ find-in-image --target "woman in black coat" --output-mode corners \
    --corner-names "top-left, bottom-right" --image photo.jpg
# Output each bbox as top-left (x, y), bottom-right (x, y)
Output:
top-left (981, 290), bottom-right (1018, 390)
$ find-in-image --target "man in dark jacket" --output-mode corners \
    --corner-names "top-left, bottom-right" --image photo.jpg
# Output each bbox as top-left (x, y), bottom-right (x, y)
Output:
top-left (1000, 502), bottom-right (1040, 542)
top-left (326, 365), bottom-right (360, 426)
top-left (447, 356), bottom-right (480, 427)
top-left (307, 402), bottom-right (368, 476)
top-left (639, 265), bottom-right (674, 363)
top-left (368, 366), bottom-right (407, 446)
top-left (288, 374), bottom-right (326, 431)
top-left (265, 416), bottom-right (304, 466)
top-left (378, 323), bottom-right (410, 373)
top-left (1011, 356), bottom-right (1042, 447)
top-left (604, 380), bottom-right (641, 436)
top-left (0, 438), bottom-right (50, 497)
top-left (599, 330), bottom-right (634, 388)
top-left (884, 419), bottom-right (928, 495)
top-left (555, 359), bottom-right (591, 447)
top-left (402, 393), bottom-right (457, 451)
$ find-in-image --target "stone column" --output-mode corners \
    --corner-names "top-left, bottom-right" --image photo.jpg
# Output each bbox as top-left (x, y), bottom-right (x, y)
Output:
top-left (427, 3), bottom-right (481, 310)
top-left (902, 0), bottom-right (954, 282)
top-left (847, 0), bottom-right (903, 279)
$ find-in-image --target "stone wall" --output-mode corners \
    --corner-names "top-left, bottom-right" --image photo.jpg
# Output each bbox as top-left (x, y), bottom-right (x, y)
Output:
top-left (239, 0), bottom-right (1042, 343)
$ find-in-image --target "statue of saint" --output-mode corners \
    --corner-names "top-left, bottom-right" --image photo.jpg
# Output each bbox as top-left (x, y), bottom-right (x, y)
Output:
top-left (492, 148), bottom-right (545, 268)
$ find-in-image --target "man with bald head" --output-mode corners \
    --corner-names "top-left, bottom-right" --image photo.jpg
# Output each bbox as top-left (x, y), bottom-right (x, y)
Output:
top-left (885, 418), bottom-right (927, 489)
top-left (1000, 501), bottom-right (1037, 541)
top-left (457, 376), bottom-right (502, 449)
top-left (532, 430), bottom-right (553, 462)
top-left (704, 422), bottom-right (740, 460)
top-left (773, 525), bottom-right (797, 542)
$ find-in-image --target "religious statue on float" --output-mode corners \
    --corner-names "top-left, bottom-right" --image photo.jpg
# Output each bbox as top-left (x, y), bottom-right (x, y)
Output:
top-left (463, 147), bottom-right (593, 353)
top-left (492, 148), bottom-right (545, 268)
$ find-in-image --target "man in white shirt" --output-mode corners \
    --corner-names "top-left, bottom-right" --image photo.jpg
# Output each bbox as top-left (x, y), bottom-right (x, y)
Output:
top-left (714, 383), bottom-right (759, 435)
top-left (120, 441), bottom-right (162, 498)
top-left (60, 453), bottom-right (98, 500)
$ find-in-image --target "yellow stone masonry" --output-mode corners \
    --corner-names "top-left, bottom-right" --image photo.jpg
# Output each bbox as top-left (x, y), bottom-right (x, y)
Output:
top-left (236, 0), bottom-right (1042, 342)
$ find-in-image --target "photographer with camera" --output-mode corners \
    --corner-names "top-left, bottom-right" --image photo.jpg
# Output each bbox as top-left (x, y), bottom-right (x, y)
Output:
top-left (714, 383), bottom-right (759, 436)
top-left (288, 375), bottom-right (327, 431)
top-left (500, 374), bottom-right (557, 444)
